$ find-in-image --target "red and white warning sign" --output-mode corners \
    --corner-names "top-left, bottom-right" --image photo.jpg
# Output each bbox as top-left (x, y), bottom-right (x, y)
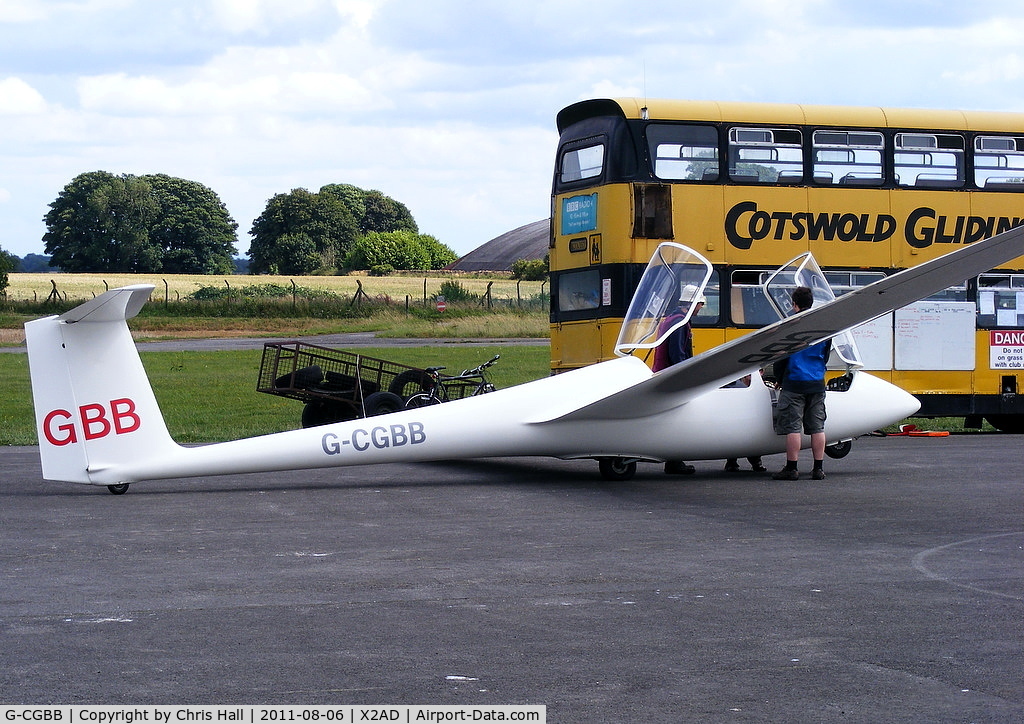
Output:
top-left (990, 330), bottom-right (1024, 368)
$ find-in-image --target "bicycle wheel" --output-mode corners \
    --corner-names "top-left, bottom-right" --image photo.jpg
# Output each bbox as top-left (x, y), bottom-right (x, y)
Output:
top-left (404, 392), bottom-right (441, 409)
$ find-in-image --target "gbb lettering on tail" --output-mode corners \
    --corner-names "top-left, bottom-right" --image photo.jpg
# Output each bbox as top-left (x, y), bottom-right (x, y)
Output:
top-left (42, 398), bottom-right (141, 446)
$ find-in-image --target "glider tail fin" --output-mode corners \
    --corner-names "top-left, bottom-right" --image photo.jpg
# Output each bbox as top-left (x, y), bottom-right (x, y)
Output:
top-left (24, 285), bottom-right (179, 484)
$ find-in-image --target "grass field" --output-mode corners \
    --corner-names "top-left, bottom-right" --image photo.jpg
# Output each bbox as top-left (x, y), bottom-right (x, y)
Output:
top-left (6, 271), bottom-right (546, 304)
top-left (1, 272), bottom-right (551, 345)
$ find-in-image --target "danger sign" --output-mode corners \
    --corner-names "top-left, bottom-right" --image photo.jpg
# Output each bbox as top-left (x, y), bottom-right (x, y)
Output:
top-left (990, 330), bottom-right (1024, 368)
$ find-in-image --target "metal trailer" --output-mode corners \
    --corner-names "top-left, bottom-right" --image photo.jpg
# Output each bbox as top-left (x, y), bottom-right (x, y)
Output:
top-left (256, 341), bottom-right (435, 428)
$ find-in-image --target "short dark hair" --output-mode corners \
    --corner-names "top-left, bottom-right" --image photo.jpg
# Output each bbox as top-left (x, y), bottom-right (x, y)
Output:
top-left (792, 286), bottom-right (813, 311)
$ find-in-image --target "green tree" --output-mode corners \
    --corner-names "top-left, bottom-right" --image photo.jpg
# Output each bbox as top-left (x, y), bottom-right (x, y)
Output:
top-left (143, 174), bottom-right (238, 274)
top-left (361, 189), bottom-right (418, 234)
top-left (43, 171), bottom-right (239, 273)
top-left (319, 183), bottom-right (418, 236)
top-left (0, 247), bottom-right (16, 296)
top-left (511, 256), bottom-right (548, 281)
top-left (318, 183), bottom-right (366, 224)
top-left (273, 232), bottom-right (320, 275)
top-left (44, 171), bottom-right (161, 272)
top-left (418, 233), bottom-right (457, 268)
top-left (344, 230), bottom-right (456, 271)
top-left (248, 189), bottom-right (358, 275)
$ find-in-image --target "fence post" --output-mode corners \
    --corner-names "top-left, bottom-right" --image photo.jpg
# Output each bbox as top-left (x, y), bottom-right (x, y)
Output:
top-left (351, 279), bottom-right (370, 307)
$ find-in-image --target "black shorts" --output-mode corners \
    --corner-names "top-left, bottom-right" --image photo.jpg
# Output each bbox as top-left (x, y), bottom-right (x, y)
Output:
top-left (774, 389), bottom-right (826, 435)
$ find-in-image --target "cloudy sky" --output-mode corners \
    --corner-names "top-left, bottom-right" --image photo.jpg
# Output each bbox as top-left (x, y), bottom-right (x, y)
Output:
top-left (2, 0), bottom-right (1024, 260)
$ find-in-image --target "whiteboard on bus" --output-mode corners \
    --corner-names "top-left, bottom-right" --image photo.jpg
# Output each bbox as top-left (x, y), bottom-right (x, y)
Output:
top-left (894, 302), bottom-right (976, 370)
top-left (849, 314), bottom-right (893, 371)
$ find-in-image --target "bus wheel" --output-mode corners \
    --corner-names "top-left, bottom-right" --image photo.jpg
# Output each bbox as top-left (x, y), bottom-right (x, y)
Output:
top-left (825, 440), bottom-right (852, 459)
top-left (985, 415), bottom-right (1024, 433)
top-left (107, 483), bottom-right (130, 495)
top-left (598, 457), bottom-right (637, 481)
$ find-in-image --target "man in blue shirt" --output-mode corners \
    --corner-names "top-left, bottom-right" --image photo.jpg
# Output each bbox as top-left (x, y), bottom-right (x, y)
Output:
top-left (772, 286), bottom-right (831, 480)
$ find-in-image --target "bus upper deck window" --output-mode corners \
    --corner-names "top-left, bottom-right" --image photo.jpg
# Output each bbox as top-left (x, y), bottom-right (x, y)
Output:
top-left (728, 127), bottom-right (802, 184)
top-left (895, 132), bottom-right (964, 188)
top-left (646, 124), bottom-right (719, 181)
top-left (974, 135), bottom-right (1024, 191)
top-left (812, 130), bottom-right (883, 186)
top-left (560, 143), bottom-right (605, 184)
top-left (977, 273), bottom-right (1024, 327)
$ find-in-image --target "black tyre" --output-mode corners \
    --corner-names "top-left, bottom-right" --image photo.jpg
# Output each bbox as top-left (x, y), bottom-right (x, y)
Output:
top-left (985, 415), bottom-right (1024, 433)
top-left (301, 400), bottom-right (355, 428)
top-left (598, 457), bottom-right (637, 481)
top-left (404, 392), bottom-right (440, 409)
top-left (275, 365), bottom-right (323, 390)
top-left (825, 439), bottom-right (852, 459)
top-left (107, 483), bottom-right (130, 495)
top-left (363, 391), bottom-right (405, 417)
top-left (389, 369), bottom-right (433, 399)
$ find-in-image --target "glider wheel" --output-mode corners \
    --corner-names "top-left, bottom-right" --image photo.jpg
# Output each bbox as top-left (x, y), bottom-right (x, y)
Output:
top-left (825, 440), bottom-right (852, 459)
top-left (598, 457), bottom-right (637, 481)
top-left (107, 483), bottom-right (130, 495)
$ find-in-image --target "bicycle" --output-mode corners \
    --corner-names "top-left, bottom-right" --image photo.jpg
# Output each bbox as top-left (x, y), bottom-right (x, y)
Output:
top-left (399, 354), bottom-right (499, 408)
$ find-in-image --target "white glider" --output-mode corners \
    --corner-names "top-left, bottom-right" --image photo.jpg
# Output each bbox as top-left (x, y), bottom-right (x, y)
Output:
top-left (24, 225), bottom-right (1024, 493)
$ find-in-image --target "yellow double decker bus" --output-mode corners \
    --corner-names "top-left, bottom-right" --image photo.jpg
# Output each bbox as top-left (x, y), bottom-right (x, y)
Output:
top-left (550, 98), bottom-right (1024, 431)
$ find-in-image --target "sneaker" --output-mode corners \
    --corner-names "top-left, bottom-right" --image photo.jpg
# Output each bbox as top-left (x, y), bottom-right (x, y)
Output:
top-left (772, 468), bottom-right (799, 480)
top-left (665, 461), bottom-right (695, 475)
top-left (748, 458), bottom-right (767, 473)
top-left (724, 460), bottom-right (740, 473)
top-left (811, 468), bottom-right (826, 480)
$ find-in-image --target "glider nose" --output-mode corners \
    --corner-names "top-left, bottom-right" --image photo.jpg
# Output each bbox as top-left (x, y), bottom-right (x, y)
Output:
top-left (889, 383), bottom-right (922, 421)
top-left (855, 372), bottom-right (921, 428)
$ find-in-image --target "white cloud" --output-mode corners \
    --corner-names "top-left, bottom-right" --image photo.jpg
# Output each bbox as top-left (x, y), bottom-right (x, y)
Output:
top-left (0, 0), bottom-right (132, 22)
top-left (0, 0), bottom-right (45, 22)
top-left (0, 76), bottom-right (47, 114)
top-left (207, 0), bottom-right (335, 35)
top-left (77, 68), bottom-right (377, 116)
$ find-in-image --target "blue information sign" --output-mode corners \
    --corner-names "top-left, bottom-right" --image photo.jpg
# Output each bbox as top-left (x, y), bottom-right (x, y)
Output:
top-left (561, 193), bottom-right (598, 235)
